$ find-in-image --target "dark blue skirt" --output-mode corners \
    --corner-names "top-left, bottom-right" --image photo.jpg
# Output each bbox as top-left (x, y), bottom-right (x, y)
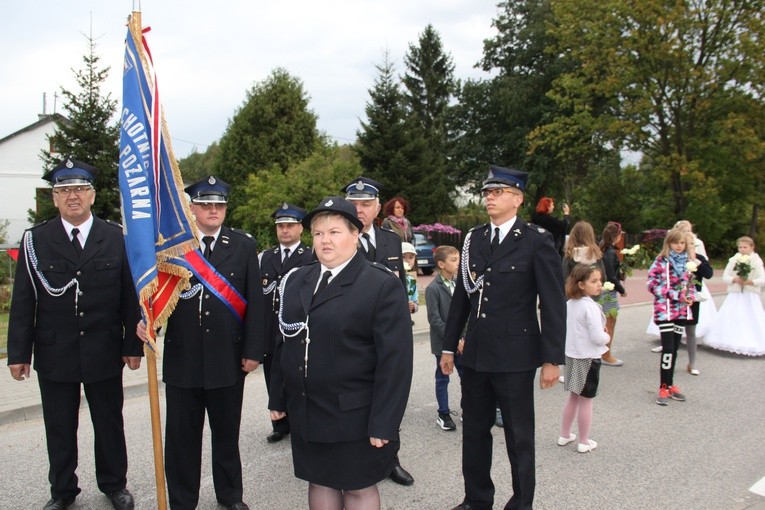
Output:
top-left (291, 433), bottom-right (398, 490)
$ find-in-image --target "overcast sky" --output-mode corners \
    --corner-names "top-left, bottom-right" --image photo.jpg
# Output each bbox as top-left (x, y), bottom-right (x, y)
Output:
top-left (1, 1), bottom-right (500, 158)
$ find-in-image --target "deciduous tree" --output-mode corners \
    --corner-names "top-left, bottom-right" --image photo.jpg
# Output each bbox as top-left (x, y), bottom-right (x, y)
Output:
top-left (540, 0), bottom-right (765, 245)
top-left (214, 68), bottom-right (320, 224)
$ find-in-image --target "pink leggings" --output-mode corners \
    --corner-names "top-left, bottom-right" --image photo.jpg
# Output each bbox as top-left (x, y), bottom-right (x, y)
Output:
top-left (560, 392), bottom-right (594, 445)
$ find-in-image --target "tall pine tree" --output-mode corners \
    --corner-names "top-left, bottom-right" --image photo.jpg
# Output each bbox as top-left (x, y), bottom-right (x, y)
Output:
top-left (355, 52), bottom-right (434, 224)
top-left (400, 25), bottom-right (457, 221)
top-left (402, 24), bottom-right (456, 138)
top-left (33, 34), bottom-right (120, 224)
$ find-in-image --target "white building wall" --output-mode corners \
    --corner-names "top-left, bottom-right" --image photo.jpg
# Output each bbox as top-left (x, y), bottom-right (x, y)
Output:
top-left (0, 121), bottom-right (57, 244)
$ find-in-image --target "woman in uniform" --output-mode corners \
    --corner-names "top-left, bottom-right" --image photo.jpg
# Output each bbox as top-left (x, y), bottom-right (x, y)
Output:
top-left (269, 197), bottom-right (413, 510)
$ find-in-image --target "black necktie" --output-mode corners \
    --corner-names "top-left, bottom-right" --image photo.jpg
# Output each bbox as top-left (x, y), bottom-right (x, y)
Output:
top-left (282, 248), bottom-right (291, 263)
top-left (202, 236), bottom-right (215, 259)
top-left (313, 270), bottom-right (332, 302)
top-left (491, 227), bottom-right (500, 253)
top-left (71, 228), bottom-right (83, 256)
top-left (362, 233), bottom-right (376, 261)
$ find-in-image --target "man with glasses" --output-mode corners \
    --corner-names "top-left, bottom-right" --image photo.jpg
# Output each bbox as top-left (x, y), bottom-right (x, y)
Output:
top-left (440, 165), bottom-right (566, 510)
top-left (7, 157), bottom-right (143, 510)
top-left (138, 175), bottom-right (264, 510)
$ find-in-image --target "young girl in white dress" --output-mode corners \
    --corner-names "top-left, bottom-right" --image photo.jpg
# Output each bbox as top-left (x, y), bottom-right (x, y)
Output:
top-left (557, 264), bottom-right (610, 453)
top-left (704, 236), bottom-right (765, 356)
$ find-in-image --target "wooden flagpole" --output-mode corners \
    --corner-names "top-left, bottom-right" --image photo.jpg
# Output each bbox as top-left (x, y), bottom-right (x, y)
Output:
top-left (128, 11), bottom-right (168, 509)
top-left (145, 335), bottom-right (167, 510)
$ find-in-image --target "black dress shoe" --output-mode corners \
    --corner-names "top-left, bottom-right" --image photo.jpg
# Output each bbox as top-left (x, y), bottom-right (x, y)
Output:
top-left (451, 504), bottom-right (475, 510)
top-left (267, 430), bottom-right (289, 443)
top-left (388, 464), bottom-right (414, 485)
top-left (43, 497), bottom-right (75, 510)
top-left (226, 503), bottom-right (250, 510)
top-left (107, 488), bottom-right (134, 510)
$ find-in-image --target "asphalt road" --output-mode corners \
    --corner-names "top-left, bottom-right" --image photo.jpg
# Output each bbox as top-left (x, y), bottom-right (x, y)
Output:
top-left (1, 296), bottom-right (764, 509)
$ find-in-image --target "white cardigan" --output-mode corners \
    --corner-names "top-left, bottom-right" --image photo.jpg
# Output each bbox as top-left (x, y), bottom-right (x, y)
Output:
top-left (565, 296), bottom-right (610, 359)
top-left (722, 252), bottom-right (765, 294)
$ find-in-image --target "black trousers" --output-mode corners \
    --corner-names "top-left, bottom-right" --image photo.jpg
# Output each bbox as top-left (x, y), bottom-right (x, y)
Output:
top-left (263, 353), bottom-right (290, 434)
top-left (165, 378), bottom-right (245, 509)
top-left (38, 375), bottom-right (128, 499)
top-left (460, 367), bottom-right (536, 510)
top-left (657, 321), bottom-right (685, 386)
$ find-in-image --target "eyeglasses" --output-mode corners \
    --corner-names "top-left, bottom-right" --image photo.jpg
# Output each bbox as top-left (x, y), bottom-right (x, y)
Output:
top-left (53, 186), bottom-right (93, 197)
top-left (196, 202), bottom-right (227, 210)
top-left (482, 188), bottom-right (520, 198)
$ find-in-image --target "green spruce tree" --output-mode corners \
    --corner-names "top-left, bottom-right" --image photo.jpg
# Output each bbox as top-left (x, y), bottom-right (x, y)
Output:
top-left (355, 51), bottom-right (435, 224)
top-left (400, 25), bottom-right (457, 221)
top-left (33, 34), bottom-right (120, 224)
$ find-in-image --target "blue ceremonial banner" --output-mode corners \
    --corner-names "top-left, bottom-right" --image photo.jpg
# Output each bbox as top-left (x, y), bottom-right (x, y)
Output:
top-left (119, 19), bottom-right (199, 336)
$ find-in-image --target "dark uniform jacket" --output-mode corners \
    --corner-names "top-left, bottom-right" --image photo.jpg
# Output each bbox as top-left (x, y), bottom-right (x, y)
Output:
top-left (269, 251), bottom-right (413, 443)
top-left (425, 275), bottom-right (454, 357)
top-left (259, 242), bottom-right (313, 355)
top-left (443, 220), bottom-right (566, 372)
top-left (162, 226), bottom-right (265, 389)
top-left (7, 217), bottom-right (142, 383)
top-left (602, 246), bottom-right (626, 295)
top-left (371, 225), bottom-right (407, 289)
top-left (531, 212), bottom-right (569, 257)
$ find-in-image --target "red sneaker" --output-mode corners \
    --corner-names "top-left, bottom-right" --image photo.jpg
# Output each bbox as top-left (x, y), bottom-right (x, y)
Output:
top-left (656, 384), bottom-right (671, 406)
top-left (668, 385), bottom-right (686, 401)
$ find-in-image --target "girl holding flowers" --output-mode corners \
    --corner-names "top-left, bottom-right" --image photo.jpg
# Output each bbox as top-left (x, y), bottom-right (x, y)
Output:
top-left (646, 228), bottom-right (697, 405)
top-left (673, 221), bottom-right (715, 374)
top-left (704, 236), bottom-right (765, 356)
top-left (598, 222), bottom-right (627, 366)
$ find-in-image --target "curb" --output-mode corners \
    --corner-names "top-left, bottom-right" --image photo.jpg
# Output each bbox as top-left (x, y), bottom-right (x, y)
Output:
top-left (0, 376), bottom-right (161, 427)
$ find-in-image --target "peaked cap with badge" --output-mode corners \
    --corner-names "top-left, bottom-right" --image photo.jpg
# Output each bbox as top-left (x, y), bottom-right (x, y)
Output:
top-left (342, 176), bottom-right (384, 201)
top-left (43, 157), bottom-right (99, 187)
top-left (481, 165), bottom-right (529, 192)
top-left (272, 202), bottom-right (307, 224)
top-left (184, 175), bottom-right (231, 204)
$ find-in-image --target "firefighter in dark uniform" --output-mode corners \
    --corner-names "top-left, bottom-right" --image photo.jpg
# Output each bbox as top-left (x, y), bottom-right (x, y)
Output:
top-left (259, 202), bottom-right (313, 443)
top-left (440, 166), bottom-right (566, 510)
top-left (7, 158), bottom-right (142, 510)
top-left (138, 175), bottom-right (264, 510)
top-left (268, 197), bottom-right (413, 509)
top-left (343, 177), bottom-right (407, 289)
top-left (342, 176), bottom-right (413, 486)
